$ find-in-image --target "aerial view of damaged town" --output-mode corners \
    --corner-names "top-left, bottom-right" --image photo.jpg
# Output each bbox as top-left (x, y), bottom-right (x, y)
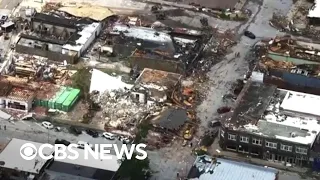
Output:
top-left (1, 0), bottom-right (320, 179)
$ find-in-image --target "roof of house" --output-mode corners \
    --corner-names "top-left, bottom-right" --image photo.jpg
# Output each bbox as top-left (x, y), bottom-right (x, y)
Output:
top-left (187, 155), bottom-right (278, 180)
top-left (0, 138), bottom-right (53, 174)
top-left (225, 81), bottom-right (320, 146)
top-left (7, 87), bottom-right (35, 102)
top-left (135, 68), bottom-right (182, 90)
top-left (308, 0), bottom-right (320, 18)
top-left (151, 108), bottom-right (189, 130)
top-left (280, 90), bottom-right (320, 117)
top-left (225, 81), bottom-right (276, 128)
top-left (47, 161), bottom-right (116, 180)
top-left (52, 147), bottom-right (121, 172)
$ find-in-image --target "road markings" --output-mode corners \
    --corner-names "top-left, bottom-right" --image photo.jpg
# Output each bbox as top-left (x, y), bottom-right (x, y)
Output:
top-left (20, 121), bottom-right (31, 127)
top-left (35, 123), bottom-right (46, 130)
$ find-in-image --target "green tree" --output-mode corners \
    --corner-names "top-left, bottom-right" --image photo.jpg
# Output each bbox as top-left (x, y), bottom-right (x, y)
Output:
top-left (71, 67), bottom-right (91, 100)
top-left (134, 122), bottom-right (151, 143)
top-left (116, 153), bottom-right (151, 180)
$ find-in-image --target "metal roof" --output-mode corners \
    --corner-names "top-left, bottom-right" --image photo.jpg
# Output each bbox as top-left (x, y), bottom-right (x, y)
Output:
top-left (0, 138), bottom-right (53, 174)
top-left (188, 155), bottom-right (278, 180)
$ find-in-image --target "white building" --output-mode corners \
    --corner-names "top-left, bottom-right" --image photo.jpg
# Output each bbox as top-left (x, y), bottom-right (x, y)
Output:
top-left (0, 138), bottom-right (54, 180)
top-left (62, 22), bottom-right (102, 58)
top-left (0, 83), bottom-right (34, 112)
top-left (44, 147), bottom-right (121, 180)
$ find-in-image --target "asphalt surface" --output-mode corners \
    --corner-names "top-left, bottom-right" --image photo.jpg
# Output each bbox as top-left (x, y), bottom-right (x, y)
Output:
top-left (0, 120), bottom-right (122, 147)
top-left (0, 0), bottom-right (21, 10)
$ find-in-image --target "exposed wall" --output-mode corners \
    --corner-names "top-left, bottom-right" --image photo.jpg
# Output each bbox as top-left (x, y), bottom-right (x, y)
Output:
top-left (220, 127), bottom-right (311, 166)
top-left (267, 69), bottom-right (320, 89)
top-left (129, 57), bottom-right (185, 74)
top-left (268, 52), bottom-right (320, 65)
top-left (32, 22), bottom-right (76, 35)
top-left (62, 22), bottom-right (102, 58)
top-left (80, 23), bottom-right (102, 56)
top-left (4, 97), bottom-right (33, 112)
top-left (16, 44), bottom-right (76, 64)
top-left (264, 76), bottom-right (320, 96)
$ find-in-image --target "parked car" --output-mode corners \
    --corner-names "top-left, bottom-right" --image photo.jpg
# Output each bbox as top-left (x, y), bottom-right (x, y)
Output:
top-left (86, 129), bottom-right (99, 138)
top-left (42, 121), bottom-right (53, 129)
top-left (217, 106), bottom-right (231, 114)
top-left (55, 127), bottom-right (62, 132)
top-left (210, 120), bottom-right (221, 128)
top-left (0, 15), bottom-right (8, 23)
top-left (70, 126), bottom-right (82, 135)
top-left (244, 30), bottom-right (256, 39)
top-left (55, 139), bottom-right (70, 146)
top-left (119, 136), bottom-right (131, 144)
top-left (102, 132), bottom-right (115, 140)
top-left (77, 141), bottom-right (93, 149)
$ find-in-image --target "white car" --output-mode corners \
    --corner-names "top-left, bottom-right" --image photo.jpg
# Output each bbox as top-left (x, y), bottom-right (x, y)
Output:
top-left (42, 121), bottom-right (53, 129)
top-left (102, 132), bottom-right (115, 140)
top-left (121, 137), bottom-right (131, 144)
top-left (77, 141), bottom-right (93, 149)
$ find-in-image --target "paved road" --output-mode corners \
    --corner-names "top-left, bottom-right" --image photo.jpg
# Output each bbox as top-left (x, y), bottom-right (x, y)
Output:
top-left (149, 0), bottom-right (315, 179)
top-left (0, 120), bottom-right (122, 147)
top-left (0, 0), bottom-right (21, 10)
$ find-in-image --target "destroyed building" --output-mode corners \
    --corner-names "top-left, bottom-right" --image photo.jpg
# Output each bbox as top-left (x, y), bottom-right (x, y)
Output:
top-left (0, 76), bottom-right (80, 113)
top-left (16, 13), bottom-right (102, 63)
top-left (0, 81), bottom-right (34, 112)
top-left (308, 0), bottom-right (320, 25)
top-left (254, 36), bottom-right (320, 95)
top-left (109, 24), bottom-right (205, 74)
top-left (170, 0), bottom-right (239, 10)
top-left (89, 69), bottom-right (163, 130)
top-left (220, 80), bottom-right (320, 167)
top-left (133, 68), bottom-right (182, 103)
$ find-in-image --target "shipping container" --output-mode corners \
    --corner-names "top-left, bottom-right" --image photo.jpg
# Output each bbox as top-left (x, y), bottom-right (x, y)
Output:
top-left (34, 99), bottom-right (40, 106)
top-left (48, 87), bottom-right (66, 109)
top-left (55, 88), bottom-right (72, 110)
top-left (62, 89), bottom-right (80, 112)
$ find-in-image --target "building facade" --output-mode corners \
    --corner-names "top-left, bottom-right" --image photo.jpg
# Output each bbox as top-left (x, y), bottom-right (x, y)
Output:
top-left (219, 128), bottom-right (310, 166)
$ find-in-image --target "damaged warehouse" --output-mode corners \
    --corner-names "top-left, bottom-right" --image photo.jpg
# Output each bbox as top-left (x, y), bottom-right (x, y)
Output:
top-left (15, 13), bottom-right (102, 63)
top-left (253, 36), bottom-right (320, 95)
top-left (109, 24), bottom-right (207, 74)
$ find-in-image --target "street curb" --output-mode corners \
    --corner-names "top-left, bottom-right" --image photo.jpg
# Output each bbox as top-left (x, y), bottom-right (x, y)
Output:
top-left (36, 115), bottom-right (105, 131)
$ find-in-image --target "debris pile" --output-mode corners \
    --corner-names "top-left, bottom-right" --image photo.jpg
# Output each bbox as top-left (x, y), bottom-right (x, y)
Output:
top-left (91, 89), bottom-right (162, 130)
top-left (269, 13), bottom-right (289, 30)
top-left (172, 86), bottom-right (198, 108)
top-left (259, 58), bottom-right (294, 70)
top-left (7, 54), bottom-right (73, 84)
